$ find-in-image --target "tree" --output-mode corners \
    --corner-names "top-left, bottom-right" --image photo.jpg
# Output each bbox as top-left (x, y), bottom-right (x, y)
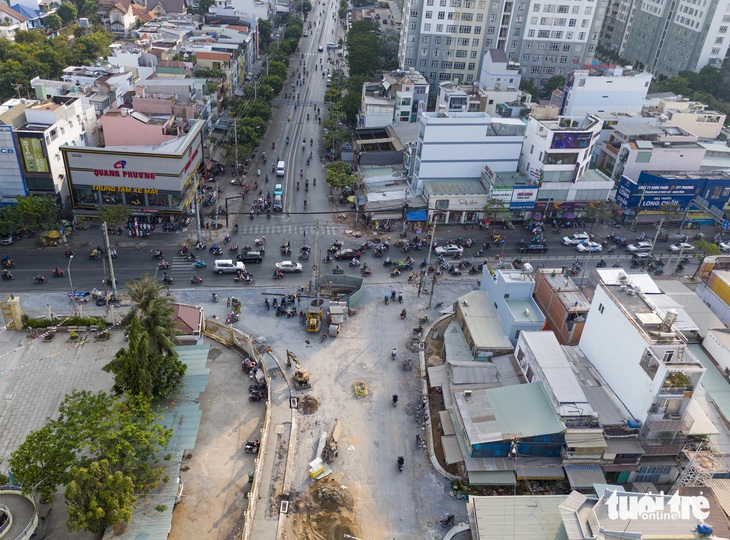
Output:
top-left (189, 0), bottom-right (214, 14)
top-left (482, 197), bottom-right (507, 223)
top-left (44, 13), bottom-right (62, 30)
top-left (1, 194), bottom-right (59, 233)
top-left (542, 75), bottom-right (566, 97)
top-left (325, 161), bottom-right (356, 189)
top-left (258, 18), bottom-right (272, 50)
top-left (659, 202), bottom-right (682, 225)
top-left (124, 275), bottom-right (180, 357)
top-left (10, 391), bottom-right (171, 502)
top-left (268, 60), bottom-right (287, 81)
top-left (692, 239), bottom-right (721, 279)
top-left (98, 205), bottom-right (130, 229)
top-left (262, 75), bottom-right (283, 95)
top-left (520, 78), bottom-right (537, 99)
top-left (65, 460), bottom-right (136, 534)
top-left (57, 2), bottom-right (78, 24)
top-left (585, 201), bottom-right (611, 232)
top-left (380, 28), bottom-right (400, 70)
top-left (346, 27), bottom-right (381, 77)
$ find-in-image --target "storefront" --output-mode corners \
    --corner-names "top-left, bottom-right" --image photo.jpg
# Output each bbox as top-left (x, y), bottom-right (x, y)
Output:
top-left (61, 120), bottom-right (204, 216)
top-left (0, 125), bottom-right (26, 204)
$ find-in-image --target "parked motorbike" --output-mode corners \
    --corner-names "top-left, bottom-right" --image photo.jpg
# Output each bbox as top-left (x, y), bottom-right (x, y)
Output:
top-left (418, 316), bottom-right (429, 324)
top-left (440, 515), bottom-right (455, 528)
top-left (245, 440), bottom-right (260, 454)
top-left (413, 325), bottom-right (423, 335)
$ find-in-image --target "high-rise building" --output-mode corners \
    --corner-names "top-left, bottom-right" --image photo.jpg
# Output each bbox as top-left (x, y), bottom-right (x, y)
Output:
top-left (617, 0), bottom-right (730, 77)
top-left (398, 0), bottom-right (608, 93)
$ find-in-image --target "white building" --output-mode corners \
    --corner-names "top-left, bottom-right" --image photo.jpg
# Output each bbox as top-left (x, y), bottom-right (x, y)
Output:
top-left (657, 99), bottom-right (726, 140)
top-left (478, 49), bottom-right (522, 91)
top-left (579, 273), bottom-right (705, 463)
top-left (412, 110), bottom-right (525, 195)
top-left (559, 67), bottom-right (652, 117)
top-left (436, 79), bottom-right (531, 117)
top-left (0, 4), bottom-right (28, 40)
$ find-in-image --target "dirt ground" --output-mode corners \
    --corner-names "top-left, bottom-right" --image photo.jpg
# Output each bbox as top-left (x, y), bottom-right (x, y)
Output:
top-left (286, 479), bottom-right (360, 540)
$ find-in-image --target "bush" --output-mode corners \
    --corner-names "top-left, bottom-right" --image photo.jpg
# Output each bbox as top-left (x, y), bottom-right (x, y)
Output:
top-left (22, 314), bottom-right (108, 329)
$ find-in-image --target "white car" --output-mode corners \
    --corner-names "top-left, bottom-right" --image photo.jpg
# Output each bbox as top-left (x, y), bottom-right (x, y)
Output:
top-left (562, 232), bottom-right (591, 246)
top-left (0, 235), bottom-right (13, 245)
top-left (626, 241), bottom-right (654, 253)
top-left (669, 242), bottom-right (694, 253)
top-left (276, 261), bottom-right (303, 273)
top-left (718, 241), bottom-right (730, 252)
top-left (576, 241), bottom-right (603, 253)
top-left (213, 259), bottom-right (245, 274)
top-left (434, 244), bottom-right (464, 256)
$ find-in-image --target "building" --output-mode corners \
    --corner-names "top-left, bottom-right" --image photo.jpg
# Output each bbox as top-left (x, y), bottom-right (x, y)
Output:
top-left (453, 290), bottom-right (514, 359)
top-left (61, 118), bottom-right (204, 217)
top-left (436, 78), bottom-right (531, 117)
top-left (0, 103), bottom-right (28, 203)
top-left (13, 96), bottom-right (97, 198)
top-left (619, 0), bottom-right (730, 78)
top-left (595, 124), bottom-right (705, 184)
top-left (478, 49), bottom-right (521, 91)
top-left (533, 268), bottom-right (590, 345)
top-left (479, 267), bottom-right (546, 345)
top-left (398, 0), bottom-right (607, 92)
top-left (579, 276), bottom-right (706, 475)
top-left (359, 81), bottom-right (395, 129)
top-left (600, 0), bottom-right (637, 56)
top-left (358, 69), bottom-right (430, 128)
top-left (657, 99), bottom-right (726, 140)
top-left (0, 4), bottom-right (28, 40)
top-left (412, 110), bottom-right (525, 195)
top-left (97, 0), bottom-right (139, 36)
top-left (556, 67), bottom-right (652, 117)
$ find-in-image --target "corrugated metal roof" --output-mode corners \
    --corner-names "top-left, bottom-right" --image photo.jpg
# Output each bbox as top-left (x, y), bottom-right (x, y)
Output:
top-left (463, 456), bottom-right (516, 472)
top-left (706, 480), bottom-right (730, 520)
top-left (470, 494), bottom-right (567, 538)
top-left (107, 345), bottom-right (211, 540)
top-left (631, 482), bottom-right (658, 494)
top-left (516, 458), bottom-right (565, 480)
top-left (456, 290), bottom-right (514, 351)
top-left (443, 320), bottom-right (475, 362)
top-left (439, 410), bottom-right (455, 436)
top-left (449, 361), bottom-right (500, 385)
top-left (441, 435), bottom-right (464, 465)
top-left (565, 429), bottom-right (607, 449)
top-left (689, 344), bottom-right (730, 425)
top-left (604, 437), bottom-right (644, 455)
top-left (468, 470), bottom-right (516, 486)
top-left (427, 365), bottom-right (449, 388)
top-left (564, 464), bottom-right (605, 491)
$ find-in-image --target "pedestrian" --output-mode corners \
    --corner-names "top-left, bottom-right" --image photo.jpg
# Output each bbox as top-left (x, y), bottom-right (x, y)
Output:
top-left (304, 229), bottom-right (306, 237)
top-left (416, 434), bottom-right (422, 447)
top-left (227, 297), bottom-right (231, 308)
top-left (265, 299), bottom-right (270, 310)
top-left (297, 295), bottom-right (301, 305)
top-left (262, 235), bottom-right (266, 246)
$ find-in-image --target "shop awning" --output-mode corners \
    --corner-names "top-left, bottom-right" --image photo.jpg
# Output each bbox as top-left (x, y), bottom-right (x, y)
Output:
top-left (407, 209), bottom-right (428, 221)
top-left (564, 464), bottom-right (605, 491)
top-left (370, 212), bottom-right (403, 220)
top-left (516, 459), bottom-right (565, 480)
top-left (441, 435), bottom-right (464, 465)
top-left (468, 470), bottom-right (516, 486)
top-left (439, 410), bottom-right (455, 436)
top-left (565, 430), bottom-right (607, 449)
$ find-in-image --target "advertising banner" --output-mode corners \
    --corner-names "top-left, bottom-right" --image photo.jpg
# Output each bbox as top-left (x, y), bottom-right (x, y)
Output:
top-left (615, 175), bottom-right (701, 209)
top-left (510, 186), bottom-right (539, 209)
top-left (551, 131), bottom-right (592, 150)
top-left (20, 137), bottom-right (48, 173)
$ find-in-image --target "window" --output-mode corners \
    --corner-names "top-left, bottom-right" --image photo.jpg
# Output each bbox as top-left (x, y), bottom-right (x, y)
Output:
top-left (544, 4), bottom-right (555, 12)
top-left (476, 13), bottom-right (483, 21)
top-left (458, 38), bottom-right (469, 45)
top-left (531, 16), bottom-right (538, 23)
top-left (435, 36), bottom-right (442, 44)
top-left (716, 37), bottom-right (724, 44)
top-left (537, 42), bottom-right (547, 49)
top-left (461, 12), bottom-right (473, 20)
top-left (427, 0), bottom-right (434, 4)
top-left (584, 6), bottom-right (592, 15)
top-left (439, 72), bottom-right (452, 80)
top-left (472, 39), bottom-right (479, 46)
top-left (569, 18), bottom-right (576, 26)
top-left (479, 0), bottom-right (485, 6)
top-left (549, 42), bottom-right (559, 50)
top-left (552, 31), bottom-right (563, 38)
top-left (419, 60), bottom-right (427, 67)
top-left (435, 200), bottom-right (449, 210)
top-left (432, 60), bottom-right (439, 67)
top-left (511, 40), bottom-right (518, 48)
top-left (436, 24), bottom-right (443, 31)
top-left (446, 24), bottom-right (457, 32)
top-left (581, 18), bottom-right (588, 27)
top-left (426, 10), bottom-right (433, 17)
top-left (411, 9), bottom-right (418, 16)
top-left (525, 41), bottom-right (532, 48)
top-left (487, 26), bottom-right (495, 34)
top-left (519, 2), bottom-right (525, 9)
top-left (546, 55), bottom-right (557, 62)
top-left (473, 26), bottom-right (481, 34)
top-left (572, 5), bottom-right (579, 13)
top-left (456, 49), bottom-right (467, 57)
top-left (468, 62), bottom-right (475, 70)
top-left (558, 4), bottom-right (569, 13)
top-left (438, 11), bottom-right (445, 18)
top-left (563, 44), bottom-right (570, 51)
top-left (544, 67), bottom-right (554, 74)
top-left (559, 55), bottom-right (567, 63)
top-left (441, 61), bottom-right (452, 68)
top-left (531, 66), bottom-right (541, 73)
top-left (598, 303), bottom-right (604, 314)
top-left (515, 15), bottom-right (523, 22)
top-left (538, 29), bottom-right (550, 37)
top-left (522, 53), bottom-right (530, 61)
top-left (721, 26), bottom-right (728, 33)
top-left (422, 48), bottom-right (428, 55)
top-left (533, 3), bottom-right (540, 10)
top-left (541, 17), bottom-right (553, 24)
top-left (514, 28), bottom-right (521, 36)
top-left (411, 22), bottom-right (417, 29)
top-left (485, 38), bottom-right (492, 46)
top-left (454, 62), bottom-right (466, 69)
top-left (533, 54), bottom-right (543, 62)
top-left (470, 51), bottom-right (477, 58)
top-left (424, 23), bottom-right (431, 30)
top-left (712, 47), bottom-right (722, 55)
top-left (445, 37), bottom-right (452, 44)
top-left (423, 36), bottom-right (429, 43)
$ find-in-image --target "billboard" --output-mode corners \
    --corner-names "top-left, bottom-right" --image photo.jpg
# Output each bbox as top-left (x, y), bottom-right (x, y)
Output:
top-left (615, 174), bottom-right (703, 210)
top-left (19, 137), bottom-right (49, 173)
top-left (510, 186), bottom-right (539, 209)
top-left (550, 132), bottom-right (592, 150)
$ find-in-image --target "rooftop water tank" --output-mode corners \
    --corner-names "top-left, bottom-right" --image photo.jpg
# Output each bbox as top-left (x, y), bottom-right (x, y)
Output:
top-left (697, 523), bottom-right (713, 536)
top-left (626, 418), bottom-right (642, 429)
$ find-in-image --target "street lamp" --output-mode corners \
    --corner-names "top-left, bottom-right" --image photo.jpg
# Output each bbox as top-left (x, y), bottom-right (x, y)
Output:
top-left (67, 255), bottom-right (75, 310)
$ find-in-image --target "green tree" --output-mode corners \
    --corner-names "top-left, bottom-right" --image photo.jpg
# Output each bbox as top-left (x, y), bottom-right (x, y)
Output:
top-left (262, 74), bottom-right (283, 95)
top-left (268, 60), bottom-right (287, 80)
top-left (482, 197), bottom-right (507, 223)
top-left (659, 202), bottom-right (682, 224)
top-left (325, 161), bottom-right (356, 188)
top-left (346, 22), bottom-right (381, 77)
top-left (258, 18), bottom-right (272, 50)
top-left (124, 275), bottom-right (180, 357)
top-left (66, 459), bottom-right (136, 534)
top-left (3, 194), bottom-right (59, 233)
top-left (542, 75), bottom-right (566, 97)
top-left (520, 78), bottom-right (537, 98)
top-left (380, 28), bottom-right (400, 70)
top-left (189, 0), bottom-right (214, 13)
top-left (10, 391), bottom-right (171, 501)
top-left (98, 205), bottom-right (130, 229)
top-left (584, 201), bottom-right (611, 232)
top-left (692, 239), bottom-right (721, 279)
top-left (44, 13), bottom-right (62, 30)
top-left (57, 2), bottom-right (78, 23)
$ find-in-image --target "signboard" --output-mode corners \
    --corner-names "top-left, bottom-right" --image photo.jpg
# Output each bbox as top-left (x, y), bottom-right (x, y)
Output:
top-left (20, 137), bottom-right (48, 173)
top-left (615, 175), bottom-right (702, 210)
top-left (490, 187), bottom-right (512, 205)
top-left (551, 131), bottom-right (592, 150)
top-left (510, 186), bottom-right (539, 209)
top-left (483, 165), bottom-right (496, 184)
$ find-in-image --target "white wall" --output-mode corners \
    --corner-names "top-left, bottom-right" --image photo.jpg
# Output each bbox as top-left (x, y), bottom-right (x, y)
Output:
top-left (563, 71), bottom-right (651, 116)
top-left (619, 145), bottom-right (706, 182)
top-left (695, 0), bottom-right (730, 71)
top-left (579, 285), bottom-right (665, 423)
top-left (703, 329), bottom-right (730, 374)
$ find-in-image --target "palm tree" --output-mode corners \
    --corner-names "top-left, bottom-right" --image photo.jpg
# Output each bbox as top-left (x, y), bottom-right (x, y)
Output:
top-left (123, 276), bottom-right (180, 357)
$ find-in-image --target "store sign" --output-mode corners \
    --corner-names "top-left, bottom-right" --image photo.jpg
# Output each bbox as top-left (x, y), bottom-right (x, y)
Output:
top-left (20, 137), bottom-right (48, 173)
top-left (0, 148), bottom-right (15, 154)
top-left (92, 169), bottom-right (156, 179)
top-left (93, 185), bottom-right (160, 195)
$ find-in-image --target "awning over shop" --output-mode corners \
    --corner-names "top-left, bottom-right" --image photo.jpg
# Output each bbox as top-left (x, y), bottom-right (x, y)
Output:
top-left (564, 464), bottom-right (606, 491)
top-left (468, 470), bottom-right (516, 486)
top-left (439, 410), bottom-right (455, 436)
top-left (407, 209), bottom-right (428, 221)
top-left (441, 435), bottom-right (464, 465)
top-left (565, 430), bottom-right (608, 449)
top-left (368, 212), bottom-right (403, 220)
top-left (515, 458), bottom-right (565, 480)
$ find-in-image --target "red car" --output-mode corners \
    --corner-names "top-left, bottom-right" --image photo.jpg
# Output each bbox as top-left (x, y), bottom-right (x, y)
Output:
top-left (334, 249), bottom-right (361, 260)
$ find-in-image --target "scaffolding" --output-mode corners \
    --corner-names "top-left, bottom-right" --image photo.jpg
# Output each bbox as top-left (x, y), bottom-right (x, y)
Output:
top-left (671, 448), bottom-right (728, 493)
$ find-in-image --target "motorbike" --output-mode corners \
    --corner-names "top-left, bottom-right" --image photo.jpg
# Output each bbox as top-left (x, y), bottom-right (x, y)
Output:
top-left (195, 242), bottom-right (207, 250)
top-left (393, 394), bottom-right (398, 407)
top-left (361, 267), bottom-right (372, 276)
top-left (676, 263), bottom-right (685, 272)
top-left (245, 440), bottom-right (260, 454)
top-left (680, 256), bottom-right (691, 264)
top-left (333, 265), bottom-right (344, 274)
top-left (249, 393), bottom-right (264, 402)
top-left (159, 260), bottom-right (170, 270)
top-left (153, 250), bottom-right (164, 259)
top-left (34, 275), bottom-right (46, 284)
top-left (273, 271), bottom-right (284, 279)
top-left (1, 271), bottom-right (12, 280)
top-left (349, 259), bottom-right (361, 267)
top-left (449, 266), bottom-right (462, 276)
top-left (229, 245), bottom-right (239, 253)
top-left (195, 260), bottom-right (207, 268)
top-left (162, 276), bottom-right (174, 285)
top-left (413, 325), bottom-right (423, 335)
top-left (397, 456), bottom-right (404, 472)
top-left (390, 269), bottom-right (401, 277)
top-left (400, 309), bottom-right (407, 319)
top-left (440, 515), bottom-right (455, 528)
top-left (469, 266), bottom-right (480, 275)
top-left (64, 249), bottom-right (74, 258)
top-left (53, 267), bottom-right (65, 277)
top-left (418, 316), bottom-right (429, 324)
top-left (212, 292), bottom-right (218, 303)
top-left (391, 348), bottom-right (397, 360)
top-left (322, 254), bottom-right (333, 263)
top-left (597, 259), bottom-right (607, 268)
top-left (191, 275), bottom-right (203, 284)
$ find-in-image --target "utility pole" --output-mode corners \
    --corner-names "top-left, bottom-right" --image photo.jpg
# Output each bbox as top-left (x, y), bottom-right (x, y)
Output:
top-left (311, 220), bottom-right (319, 293)
top-left (194, 174), bottom-right (203, 245)
top-left (234, 117), bottom-right (239, 180)
top-left (417, 223), bottom-right (437, 297)
top-left (101, 222), bottom-right (117, 297)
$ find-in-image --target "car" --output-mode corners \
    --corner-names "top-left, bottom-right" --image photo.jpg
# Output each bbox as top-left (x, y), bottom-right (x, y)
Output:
top-left (576, 241), bottom-right (603, 253)
top-left (318, 45), bottom-right (324, 52)
top-left (273, 195), bottom-right (283, 212)
top-left (562, 232), bottom-right (591, 246)
top-left (719, 241), bottom-right (730, 252)
top-left (0, 235), bottom-right (13, 245)
top-left (276, 261), bottom-right (303, 273)
top-left (274, 183), bottom-right (283, 196)
top-left (517, 244), bottom-right (548, 254)
top-left (632, 252), bottom-right (656, 261)
top-left (669, 242), bottom-right (694, 253)
top-left (303, 31), bottom-right (309, 36)
top-left (334, 249), bottom-right (361, 260)
top-left (237, 251), bottom-right (263, 264)
top-left (213, 259), bottom-right (245, 274)
top-left (434, 244), bottom-right (464, 256)
top-left (626, 241), bottom-right (654, 253)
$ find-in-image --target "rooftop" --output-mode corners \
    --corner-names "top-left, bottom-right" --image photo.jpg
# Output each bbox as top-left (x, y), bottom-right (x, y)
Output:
top-left (536, 269), bottom-right (591, 312)
top-left (469, 494), bottom-right (568, 540)
top-left (422, 179), bottom-right (489, 196)
top-left (454, 382), bottom-right (565, 445)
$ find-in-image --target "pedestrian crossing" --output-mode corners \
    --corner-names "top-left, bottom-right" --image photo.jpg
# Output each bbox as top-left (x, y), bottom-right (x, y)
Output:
top-left (226, 224), bottom-right (341, 236)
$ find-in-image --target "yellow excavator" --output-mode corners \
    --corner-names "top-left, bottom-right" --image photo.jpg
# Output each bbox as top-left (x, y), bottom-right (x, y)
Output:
top-left (305, 306), bottom-right (322, 333)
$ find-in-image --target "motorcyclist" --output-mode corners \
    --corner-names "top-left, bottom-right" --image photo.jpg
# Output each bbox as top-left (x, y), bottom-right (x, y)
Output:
top-left (35, 273), bottom-right (44, 282)
top-left (297, 181), bottom-right (300, 190)
top-left (2, 269), bottom-right (11, 279)
top-left (304, 199), bottom-right (307, 209)
top-left (351, 257), bottom-right (358, 266)
top-left (391, 348), bottom-right (397, 359)
top-left (393, 394), bottom-right (398, 405)
top-left (400, 308), bottom-right (406, 318)
top-left (110, 248), bottom-right (117, 258)
top-left (334, 264), bottom-right (342, 272)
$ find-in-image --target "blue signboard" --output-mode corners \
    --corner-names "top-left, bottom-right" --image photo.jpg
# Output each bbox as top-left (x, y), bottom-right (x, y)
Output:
top-left (616, 172), bottom-right (709, 210)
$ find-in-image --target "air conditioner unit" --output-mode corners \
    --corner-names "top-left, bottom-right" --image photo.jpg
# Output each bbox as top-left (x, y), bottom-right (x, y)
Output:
top-left (464, 390), bottom-right (472, 398)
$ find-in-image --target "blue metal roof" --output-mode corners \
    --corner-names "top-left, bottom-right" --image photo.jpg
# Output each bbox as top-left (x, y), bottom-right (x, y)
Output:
top-left (105, 345), bottom-right (211, 540)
